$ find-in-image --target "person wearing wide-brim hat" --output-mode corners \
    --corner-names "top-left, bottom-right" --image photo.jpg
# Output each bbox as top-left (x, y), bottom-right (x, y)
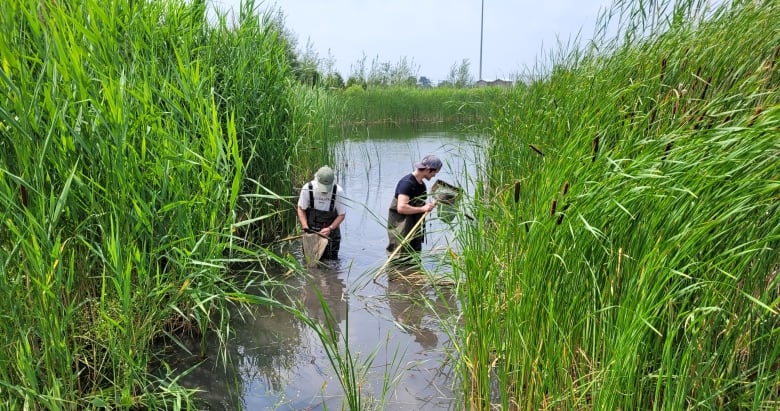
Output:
top-left (297, 166), bottom-right (347, 260)
top-left (386, 154), bottom-right (441, 258)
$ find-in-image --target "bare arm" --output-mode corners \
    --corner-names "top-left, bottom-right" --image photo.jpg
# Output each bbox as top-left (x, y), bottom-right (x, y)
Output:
top-left (395, 194), bottom-right (435, 215)
top-left (297, 206), bottom-right (309, 230)
top-left (329, 213), bottom-right (345, 230)
top-left (320, 213), bottom-right (345, 237)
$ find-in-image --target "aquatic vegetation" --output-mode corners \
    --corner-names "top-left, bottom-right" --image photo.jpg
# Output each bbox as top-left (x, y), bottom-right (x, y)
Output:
top-left (0, 0), bottom-right (333, 408)
top-left (337, 86), bottom-right (508, 128)
top-left (454, 0), bottom-right (780, 409)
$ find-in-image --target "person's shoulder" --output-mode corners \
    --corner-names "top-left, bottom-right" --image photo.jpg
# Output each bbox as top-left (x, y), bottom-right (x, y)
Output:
top-left (399, 173), bottom-right (415, 184)
top-left (398, 174), bottom-right (414, 187)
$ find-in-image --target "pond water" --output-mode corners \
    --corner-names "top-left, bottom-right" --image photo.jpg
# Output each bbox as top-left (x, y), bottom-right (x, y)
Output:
top-left (175, 126), bottom-right (483, 410)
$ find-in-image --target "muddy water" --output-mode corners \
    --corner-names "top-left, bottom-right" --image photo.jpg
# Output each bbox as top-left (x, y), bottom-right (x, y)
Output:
top-left (176, 126), bottom-right (482, 410)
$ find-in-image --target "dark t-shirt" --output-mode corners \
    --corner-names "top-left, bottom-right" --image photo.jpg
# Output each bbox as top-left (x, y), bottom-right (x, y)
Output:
top-left (394, 173), bottom-right (427, 207)
top-left (387, 173), bottom-right (429, 253)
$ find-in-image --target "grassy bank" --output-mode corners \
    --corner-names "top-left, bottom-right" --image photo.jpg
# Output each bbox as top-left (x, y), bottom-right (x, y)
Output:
top-left (456, 0), bottom-right (780, 409)
top-left (0, 0), bottom-right (336, 408)
top-left (338, 86), bottom-right (509, 128)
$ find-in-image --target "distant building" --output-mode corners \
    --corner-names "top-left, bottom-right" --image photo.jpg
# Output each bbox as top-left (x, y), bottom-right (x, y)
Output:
top-left (475, 79), bottom-right (513, 88)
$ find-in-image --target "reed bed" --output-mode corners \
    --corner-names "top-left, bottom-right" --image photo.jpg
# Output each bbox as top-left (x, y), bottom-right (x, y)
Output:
top-left (0, 0), bottom-right (335, 408)
top-left (339, 86), bottom-right (508, 128)
top-left (454, 0), bottom-right (780, 409)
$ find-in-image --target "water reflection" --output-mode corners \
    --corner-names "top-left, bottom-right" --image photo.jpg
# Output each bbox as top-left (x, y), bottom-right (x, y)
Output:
top-left (387, 267), bottom-right (457, 351)
top-left (173, 264), bottom-right (351, 410)
top-left (172, 125), bottom-right (481, 410)
top-left (301, 265), bottom-right (348, 331)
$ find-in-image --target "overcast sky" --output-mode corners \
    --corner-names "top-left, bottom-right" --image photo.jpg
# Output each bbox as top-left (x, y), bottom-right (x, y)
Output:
top-left (212, 0), bottom-right (615, 82)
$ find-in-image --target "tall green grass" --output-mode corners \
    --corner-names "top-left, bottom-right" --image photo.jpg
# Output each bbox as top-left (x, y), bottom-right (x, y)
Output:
top-left (205, 4), bottom-right (338, 242)
top-left (0, 0), bottom-right (334, 408)
top-left (338, 86), bottom-right (508, 128)
top-left (289, 289), bottom-right (378, 410)
top-left (455, 0), bottom-right (780, 409)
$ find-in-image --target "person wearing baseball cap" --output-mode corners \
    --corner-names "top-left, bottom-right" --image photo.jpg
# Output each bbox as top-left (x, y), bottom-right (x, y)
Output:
top-left (386, 154), bottom-right (442, 259)
top-left (297, 166), bottom-right (347, 260)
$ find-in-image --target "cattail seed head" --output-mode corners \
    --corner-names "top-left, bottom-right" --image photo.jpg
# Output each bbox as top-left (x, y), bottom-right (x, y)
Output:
top-left (19, 186), bottom-right (28, 208)
top-left (556, 204), bottom-right (568, 225)
top-left (748, 106), bottom-right (764, 127)
top-left (660, 57), bottom-right (667, 81)
top-left (662, 142), bottom-right (673, 161)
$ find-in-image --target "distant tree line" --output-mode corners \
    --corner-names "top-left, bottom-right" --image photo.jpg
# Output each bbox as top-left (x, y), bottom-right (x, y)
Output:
top-left (272, 9), bottom-right (476, 90)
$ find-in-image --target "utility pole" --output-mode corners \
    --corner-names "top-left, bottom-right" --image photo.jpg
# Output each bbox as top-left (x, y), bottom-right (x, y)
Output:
top-left (479, 0), bottom-right (484, 81)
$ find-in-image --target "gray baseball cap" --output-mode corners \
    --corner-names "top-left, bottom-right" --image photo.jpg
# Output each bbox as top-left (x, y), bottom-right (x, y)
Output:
top-left (314, 166), bottom-right (335, 192)
top-left (414, 154), bottom-right (442, 170)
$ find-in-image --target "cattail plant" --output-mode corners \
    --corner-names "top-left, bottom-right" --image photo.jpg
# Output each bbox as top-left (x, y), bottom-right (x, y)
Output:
top-left (453, 0), bottom-right (780, 409)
